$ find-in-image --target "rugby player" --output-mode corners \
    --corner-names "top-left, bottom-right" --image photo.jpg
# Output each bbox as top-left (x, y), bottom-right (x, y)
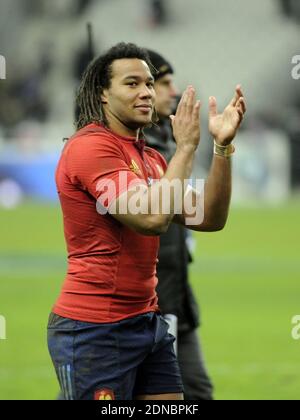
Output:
top-left (47, 42), bottom-right (246, 400)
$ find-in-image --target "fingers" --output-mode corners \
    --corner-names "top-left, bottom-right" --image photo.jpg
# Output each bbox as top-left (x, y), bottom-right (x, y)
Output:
top-left (237, 97), bottom-right (246, 114)
top-left (176, 86), bottom-right (195, 116)
top-left (209, 96), bottom-right (218, 118)
top-left (237, 108), bottom-right (244, 121)
top-left (236, 96), bottom-right (246, 125)
top-left (174, 86), bottom-right (198, 119)
top-left (175, 90), bottom-right (186, 115)
top-left (230, 84), bottom-right (243, 107)
top-left (170, 87), bottom-right (201, 149)
top-left (231, 86), bottom-right (246, 127)
top-left (186, 86), bottom-right (196, 115)
top-left (176, 86), bottom-right (191, 115)
top-left (192, 100), bottom-right (201, 121)
top-left (236, 97), bottom-right (246, 126)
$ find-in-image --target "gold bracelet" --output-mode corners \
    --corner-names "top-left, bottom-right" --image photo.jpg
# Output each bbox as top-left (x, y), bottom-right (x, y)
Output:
top-left (214, 140), bottom-right (235, 158)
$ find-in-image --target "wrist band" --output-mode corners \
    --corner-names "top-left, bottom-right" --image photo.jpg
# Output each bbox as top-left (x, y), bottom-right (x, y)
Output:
top-left (214, 140), bottom-right (235, 158)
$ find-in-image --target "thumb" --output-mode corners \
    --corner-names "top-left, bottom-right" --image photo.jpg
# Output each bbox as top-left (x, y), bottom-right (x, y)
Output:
top-left (209, 96), bottom-right (218, 118)
top-left (169, 115), bottom-right (175, 124)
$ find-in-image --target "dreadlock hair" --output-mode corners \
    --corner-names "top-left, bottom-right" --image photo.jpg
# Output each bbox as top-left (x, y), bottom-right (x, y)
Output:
top-left (76, 42), bottom-right (156, 130)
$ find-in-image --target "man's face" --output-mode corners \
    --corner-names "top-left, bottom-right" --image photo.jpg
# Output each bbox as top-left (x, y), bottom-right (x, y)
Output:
top-left (101, 58), bottom-right (156, 130)
top-left (154, 74), bottom-right (178, 118)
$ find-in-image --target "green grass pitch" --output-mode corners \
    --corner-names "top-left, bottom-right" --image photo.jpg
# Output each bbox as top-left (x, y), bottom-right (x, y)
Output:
top-left (0, 200), bottom-right (299, 400)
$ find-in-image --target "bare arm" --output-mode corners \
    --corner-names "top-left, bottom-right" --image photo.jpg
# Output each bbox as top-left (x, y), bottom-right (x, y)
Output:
top-left (174, 85), bottom-right (246, 232)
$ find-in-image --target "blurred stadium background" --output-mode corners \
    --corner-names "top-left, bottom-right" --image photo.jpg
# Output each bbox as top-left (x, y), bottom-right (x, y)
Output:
top-left (0, 0), bottom-right (300, 400)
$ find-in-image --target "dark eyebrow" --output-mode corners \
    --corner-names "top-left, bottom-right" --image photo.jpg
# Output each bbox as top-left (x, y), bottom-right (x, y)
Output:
top-left (123, 75), bottom-right (154, 82)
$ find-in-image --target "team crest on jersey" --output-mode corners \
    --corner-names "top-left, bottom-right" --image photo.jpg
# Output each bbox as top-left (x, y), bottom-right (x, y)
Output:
top-left (129, 159), bottom-right (141, 175)
top-left (94, 388), bottom-right (115, 400)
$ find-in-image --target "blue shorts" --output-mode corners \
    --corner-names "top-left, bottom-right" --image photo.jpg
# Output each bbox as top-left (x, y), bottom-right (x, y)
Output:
top-left (47, 312), bottom-right (183, 400)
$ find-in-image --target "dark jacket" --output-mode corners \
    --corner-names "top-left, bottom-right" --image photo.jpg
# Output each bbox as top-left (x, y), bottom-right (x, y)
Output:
top-left (144, 120), bottom-right (200, 331)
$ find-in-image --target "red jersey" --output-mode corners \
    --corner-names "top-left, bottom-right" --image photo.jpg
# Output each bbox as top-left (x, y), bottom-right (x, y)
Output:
top-left (53, 123), bottom-right (167, 323)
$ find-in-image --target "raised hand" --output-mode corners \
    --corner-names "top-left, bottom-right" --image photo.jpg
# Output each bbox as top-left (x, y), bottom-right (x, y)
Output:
top-left (208, 85), bottom-right (246, 146)
top-left (170, 86), bottom-right (201, 152)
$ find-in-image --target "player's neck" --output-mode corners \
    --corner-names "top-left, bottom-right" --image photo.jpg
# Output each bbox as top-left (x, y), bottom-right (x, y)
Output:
top-left (106, 114), bottom-right (140, 138)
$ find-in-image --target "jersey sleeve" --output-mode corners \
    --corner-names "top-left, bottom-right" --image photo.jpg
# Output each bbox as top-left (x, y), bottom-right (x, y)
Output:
top-left (65, 133), bottom-right (146, 209)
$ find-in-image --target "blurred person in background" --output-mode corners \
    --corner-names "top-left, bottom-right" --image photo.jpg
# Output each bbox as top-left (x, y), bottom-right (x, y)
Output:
top-left (144, 49), bottom-right (213, 400)
top-left (24, 0), bottom-right (95, 18)
top-left (0, 49), bottom-right (52, 138)
top-left (279, 0), bottom-right (300, 21)
top-left (73, 26), bottom-right (98, 122)
top-left (48, 42), bottom-right (246, 400)
top-left (148, 0), bottom-right (169, 26)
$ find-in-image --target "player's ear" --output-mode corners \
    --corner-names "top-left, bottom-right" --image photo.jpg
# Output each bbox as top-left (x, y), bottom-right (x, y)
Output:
top-left (100, 89), bottom-right (108, 104)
